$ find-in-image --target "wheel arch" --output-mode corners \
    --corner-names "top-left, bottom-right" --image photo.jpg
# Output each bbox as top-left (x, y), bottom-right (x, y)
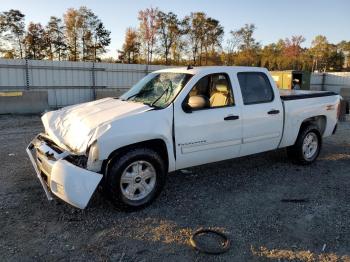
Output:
top-left (290, 115), bottom-right (325, 147)
top-left (299, 115), bottom-right (327, 136)
top-left (101, 139), bottom-right (170, 176)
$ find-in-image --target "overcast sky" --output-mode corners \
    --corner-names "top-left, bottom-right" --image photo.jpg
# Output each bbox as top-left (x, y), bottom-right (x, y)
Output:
top-left (1, 0), bottom-right (349, 58)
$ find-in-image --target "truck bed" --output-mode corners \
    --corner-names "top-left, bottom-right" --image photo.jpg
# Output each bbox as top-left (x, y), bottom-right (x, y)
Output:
top-left (279, 89), bottom-right (337, 101)
top-left (278, 89), bottom-right (340, 149)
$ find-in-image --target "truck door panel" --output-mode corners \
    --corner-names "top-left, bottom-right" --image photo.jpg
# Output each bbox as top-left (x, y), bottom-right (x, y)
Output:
top-left (174, 73), bottom-right (242, 169)
top-left (237, 72), bottom-right (283, 157)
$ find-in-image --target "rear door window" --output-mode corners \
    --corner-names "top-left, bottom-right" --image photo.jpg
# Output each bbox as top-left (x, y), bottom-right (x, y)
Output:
top-left (237, 72), bottom-right (274, 105)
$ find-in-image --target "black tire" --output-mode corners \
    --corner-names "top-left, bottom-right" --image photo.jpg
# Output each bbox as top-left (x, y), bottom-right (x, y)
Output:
top-left (103, 147), bottom-right (167, 211)
top-left (287, 124), bottom-right (322, 165)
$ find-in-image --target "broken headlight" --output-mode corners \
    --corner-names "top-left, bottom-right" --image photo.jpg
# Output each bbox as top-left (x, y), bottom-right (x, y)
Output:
top-left (86, 142), bottom-right (102, 172)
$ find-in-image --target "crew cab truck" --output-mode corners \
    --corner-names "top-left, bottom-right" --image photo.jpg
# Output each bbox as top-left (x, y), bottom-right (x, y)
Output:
top-left (26, 66), bottom-right (341, 210)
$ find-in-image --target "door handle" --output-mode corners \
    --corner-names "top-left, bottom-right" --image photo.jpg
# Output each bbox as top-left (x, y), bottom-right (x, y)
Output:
top-left (268, 109), bottom-right (280, 115)
top-left (224, 115), bottom-right (239, 121)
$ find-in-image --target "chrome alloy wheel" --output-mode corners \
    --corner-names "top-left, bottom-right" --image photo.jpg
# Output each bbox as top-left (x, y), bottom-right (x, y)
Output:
top-left (302, 132), bottom-right (318, 160)
top-left (120, 160), bottom-right (156, 201)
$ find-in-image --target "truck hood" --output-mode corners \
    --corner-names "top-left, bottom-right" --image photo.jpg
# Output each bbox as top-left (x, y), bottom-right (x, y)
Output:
top-left (42, 98), bottom-right (151, 154)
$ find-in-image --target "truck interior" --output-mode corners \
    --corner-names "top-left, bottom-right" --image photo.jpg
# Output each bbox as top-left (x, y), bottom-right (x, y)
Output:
top-left (292, 72), bottom-right (303, 89)
top-left (188, 74), bottom-right (234, 108)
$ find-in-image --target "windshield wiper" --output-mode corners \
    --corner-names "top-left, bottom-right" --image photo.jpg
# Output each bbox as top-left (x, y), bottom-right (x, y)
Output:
top-left (150, 86), bottom-right (172, 107)
top-left (123, 93), bottom-right (139, 101)
top-left (143, 102), bottom-right (161, 109)
top-left (123, 89), bottom-right (149, 101)
top-left (124, 84), bottom-right (171, 108)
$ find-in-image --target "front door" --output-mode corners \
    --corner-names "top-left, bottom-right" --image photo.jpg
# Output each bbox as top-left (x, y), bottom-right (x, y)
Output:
top-left (174, 73), bottom-right (242, 169)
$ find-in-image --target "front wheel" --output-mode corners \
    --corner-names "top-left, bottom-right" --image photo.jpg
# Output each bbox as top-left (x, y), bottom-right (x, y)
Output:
top-left (287, 125), bottom-right (322, 165)
top-left (103, 148), bottom-right (167, 210)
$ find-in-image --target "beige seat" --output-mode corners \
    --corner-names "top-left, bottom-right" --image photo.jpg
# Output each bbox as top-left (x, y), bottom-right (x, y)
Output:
top-left (210, 83), bottom-right (229, 107)
top-left (189, 77), bottom-right (209, 98)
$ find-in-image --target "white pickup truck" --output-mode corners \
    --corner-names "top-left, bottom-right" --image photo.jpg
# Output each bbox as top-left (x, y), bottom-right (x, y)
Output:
top-left (27, 66), bottom-right (341, 210)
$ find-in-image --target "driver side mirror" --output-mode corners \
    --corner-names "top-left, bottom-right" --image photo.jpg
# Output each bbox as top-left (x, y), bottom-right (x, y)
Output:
top-left (182, 95), bottom-right (207, 113)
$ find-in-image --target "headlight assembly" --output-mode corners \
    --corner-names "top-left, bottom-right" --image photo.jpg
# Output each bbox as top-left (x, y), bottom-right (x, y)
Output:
top-left (86, 142), bottom-right (102, 172)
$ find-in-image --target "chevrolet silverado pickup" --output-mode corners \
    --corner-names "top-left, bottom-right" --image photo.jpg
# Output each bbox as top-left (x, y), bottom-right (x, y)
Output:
top-left (27, 66), bottom-right (341, 210)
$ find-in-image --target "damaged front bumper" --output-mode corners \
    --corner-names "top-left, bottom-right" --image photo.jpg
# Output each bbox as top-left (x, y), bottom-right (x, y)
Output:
top-left (26, 134), bottom-right (102, 209)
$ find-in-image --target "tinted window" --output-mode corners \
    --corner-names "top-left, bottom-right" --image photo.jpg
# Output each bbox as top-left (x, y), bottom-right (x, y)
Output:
top-left (237, 72), bottom-right (274, 105)
top-left (188, 73), bottom-right (234, 108)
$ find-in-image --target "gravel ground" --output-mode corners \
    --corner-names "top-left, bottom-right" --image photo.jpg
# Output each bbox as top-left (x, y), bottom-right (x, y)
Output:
top-left (0, 115), bottom-right (350, 262)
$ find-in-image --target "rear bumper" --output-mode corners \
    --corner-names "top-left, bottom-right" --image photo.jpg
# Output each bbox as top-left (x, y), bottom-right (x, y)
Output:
top-left (26, 134), bottom-right (102, 209)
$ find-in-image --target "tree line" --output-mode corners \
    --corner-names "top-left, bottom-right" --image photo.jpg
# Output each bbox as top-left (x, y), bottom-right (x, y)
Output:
top-left (0, 8), bottom-right (111, 62)
top-left (119, 8), bottom-right (350, 72)
top-left (1, 7), bottom-right (350, 71)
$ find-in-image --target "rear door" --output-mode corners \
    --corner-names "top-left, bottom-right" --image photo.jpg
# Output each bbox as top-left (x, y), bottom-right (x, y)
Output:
top-left (237, 72), bottom-right (283, 156)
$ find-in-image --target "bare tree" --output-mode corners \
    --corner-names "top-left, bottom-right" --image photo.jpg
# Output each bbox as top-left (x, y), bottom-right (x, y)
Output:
top-left (231, 24), bottom-right (259, 51)
top-left (225, 30), bottom-right (241, 65)
top-left (283, 35), bottom-right (305, 69)
top-left (228, 24), bottom-right (260, 66)
top-left (138, 7), bottom-right (159, 64)
top-left (310, 35), bottom-right (330, 71)
top-left (64, 8), bottom-right (82, 61)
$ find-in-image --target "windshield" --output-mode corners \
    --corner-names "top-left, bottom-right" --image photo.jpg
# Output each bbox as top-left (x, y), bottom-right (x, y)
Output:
top-left (120, 72), bottom-right (193, 108)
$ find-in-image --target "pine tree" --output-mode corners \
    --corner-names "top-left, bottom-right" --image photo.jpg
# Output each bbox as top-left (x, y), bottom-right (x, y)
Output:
top-left (0, 9), bottom-right (25, 58)
top-left (45, 16), bottom-right (67, 60)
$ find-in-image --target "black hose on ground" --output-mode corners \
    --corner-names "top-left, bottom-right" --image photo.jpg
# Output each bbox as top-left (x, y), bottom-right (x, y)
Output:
top-left (189, 228), bottom-right (230, 255)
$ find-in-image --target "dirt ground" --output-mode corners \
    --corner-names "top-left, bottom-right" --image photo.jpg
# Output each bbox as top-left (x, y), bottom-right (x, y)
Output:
top-left (0, 115), bottom-right (350, 262)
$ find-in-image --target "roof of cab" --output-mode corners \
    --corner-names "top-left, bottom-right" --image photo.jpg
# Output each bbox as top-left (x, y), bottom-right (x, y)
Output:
top-left (154, 66), bottom-right (269, 75)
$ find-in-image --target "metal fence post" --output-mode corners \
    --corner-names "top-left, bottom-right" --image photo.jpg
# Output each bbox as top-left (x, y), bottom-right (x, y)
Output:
top-left (92, 62), bottom-right (96, 100)
top-left (321, 73), bottom-right (326, 91)
top-left (25, 59), bottom-right (30, 90)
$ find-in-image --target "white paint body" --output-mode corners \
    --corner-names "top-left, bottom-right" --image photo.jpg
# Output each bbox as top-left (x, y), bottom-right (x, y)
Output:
top-left (26, 66), bottom-right (341, 209)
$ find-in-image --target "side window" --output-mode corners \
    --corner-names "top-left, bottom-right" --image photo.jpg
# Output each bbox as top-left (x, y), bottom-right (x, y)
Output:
top-left (188, 74), bottom-right (234, 109)
top-left (237, 72), bottom-right (274, 105)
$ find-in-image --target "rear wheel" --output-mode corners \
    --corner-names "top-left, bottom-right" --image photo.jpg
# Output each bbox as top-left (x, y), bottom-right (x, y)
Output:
top-left (104, 148), bottom-right (166, 210)
top-left (287, 124), bottom-right (322, 165)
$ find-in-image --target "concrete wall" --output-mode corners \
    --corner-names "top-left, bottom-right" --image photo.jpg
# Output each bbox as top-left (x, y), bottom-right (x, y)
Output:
top-left (0, 91), bottom-right (48, 114)
top-left (310, 73), bottom-right (324, 91)
top-left (323, 72), bottom-right (350, 93)
top-left (95, 88), bottom-right (128, 99)
top-left (310, 72), bottom-right (350, 92)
